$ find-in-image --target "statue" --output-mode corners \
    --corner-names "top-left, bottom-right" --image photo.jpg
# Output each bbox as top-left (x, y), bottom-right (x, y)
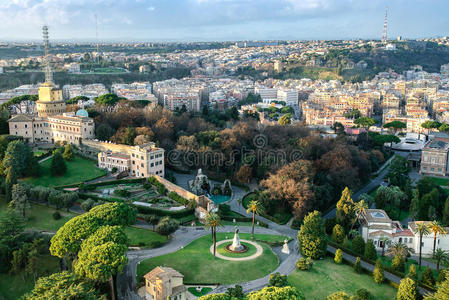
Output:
top-left (281, 239), bottom-right (290, 254)
top-left (228, 226), bottom-right (244, 252)
top-left (188, 169), bottom-right (211, 195)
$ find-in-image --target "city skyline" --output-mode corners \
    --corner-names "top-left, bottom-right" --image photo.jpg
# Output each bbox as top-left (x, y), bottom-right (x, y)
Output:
top-left (1, 0), bottom-right (449, 42)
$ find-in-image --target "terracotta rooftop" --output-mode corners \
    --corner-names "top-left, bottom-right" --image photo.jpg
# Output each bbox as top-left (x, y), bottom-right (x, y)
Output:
top-left (144, 267), bottom-right (184, 284)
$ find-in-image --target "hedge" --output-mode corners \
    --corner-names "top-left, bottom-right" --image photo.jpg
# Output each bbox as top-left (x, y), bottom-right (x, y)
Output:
top-left (56, 178), bottom-right (146, 189)
top-left (168, 191), bottom-right (188, 206)
top-left (220, 215), bottom-right (269, 228)
top-left (135, 205), bottom-right (194, 218)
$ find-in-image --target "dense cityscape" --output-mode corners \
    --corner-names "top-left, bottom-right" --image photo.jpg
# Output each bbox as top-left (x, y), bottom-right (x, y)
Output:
top-left (1, 1), bottom-right (449, 300)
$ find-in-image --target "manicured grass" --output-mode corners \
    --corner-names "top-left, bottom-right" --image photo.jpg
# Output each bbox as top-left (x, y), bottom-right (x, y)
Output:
top-left (24, 155), bottom-right (107, 187)
top-left (287, 258), bottom-right (397, 300)
top-left (0, 254), bottom-right (60, 300)
top-left (124, 226), bottom-right (167, 248)
top-left (427, 176), bottom-right (449, 186)
top-left (216, 241), bottom-right (257, 258)
top-left (136, 233), bottom-right (282, 285)
top-left (380, 256), bottom-right (439, 279)
top-left (188, 287), bottom-right (213, 297)
top-left (0, 199), bottom-right (77, 232)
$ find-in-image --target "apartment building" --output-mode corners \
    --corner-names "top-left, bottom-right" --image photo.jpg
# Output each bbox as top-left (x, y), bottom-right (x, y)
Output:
top-left (420, 140), bottom-right (449, 176)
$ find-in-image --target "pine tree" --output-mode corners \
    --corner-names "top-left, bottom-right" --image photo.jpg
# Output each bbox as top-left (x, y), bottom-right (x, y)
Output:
top-left (397, 278), bottom-right (419, 300)
top-left (364, 240), bottom-right (377, 260)
top-left (352, 235), bottom-right (365, 255)
top-left (298, 211), bottom-right (327, 259)
top-left (50, 150), bottom-right (67, 176)
top-left (9, 183), bottom-right (30, 218)
top-left (336, 187), bottom-right (355, 226)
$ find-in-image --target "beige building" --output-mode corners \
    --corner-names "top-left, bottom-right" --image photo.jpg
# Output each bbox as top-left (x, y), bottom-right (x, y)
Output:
top-left (98, 142), bottom-right (165, 178)
top-left (8, 82), bottom-right (95, 145)
top-left (143, 267), bottom-right (186, 300)
top-left (420, 140), bottom-right (449, 176)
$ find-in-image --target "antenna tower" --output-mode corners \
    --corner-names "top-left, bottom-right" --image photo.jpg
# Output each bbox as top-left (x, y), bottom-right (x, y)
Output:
top-left (382, 7), bottom-right (388, 43)
top-left (95, 14), bottom-right (99, 63)
top-left (42, 25), bottom-right (53, 83)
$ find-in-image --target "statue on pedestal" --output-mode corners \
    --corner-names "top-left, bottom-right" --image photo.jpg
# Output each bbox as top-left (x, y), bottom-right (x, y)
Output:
top-left (228, 226), bottom-right (244, 252)
top-left (281, 239), bottom-right (290, 254)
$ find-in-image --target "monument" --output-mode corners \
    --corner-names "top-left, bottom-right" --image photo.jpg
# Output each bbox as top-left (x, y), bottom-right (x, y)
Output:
top-left (226, 227), bottom-right (247, 253)
top-left (281, 239), bottom-right (290, 254)
top-left (189, 169), bottom-right (211, 195)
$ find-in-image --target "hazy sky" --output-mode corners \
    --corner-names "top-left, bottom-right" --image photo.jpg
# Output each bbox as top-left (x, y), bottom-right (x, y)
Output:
top-left (0, 0), bottom-right (448, 41)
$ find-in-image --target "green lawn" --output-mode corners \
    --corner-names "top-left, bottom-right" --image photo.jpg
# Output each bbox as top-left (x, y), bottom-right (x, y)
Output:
top-left (24, 155), bottom-right (107, 187)
top-left (0, 254), bottom-right (60, 300)
top-left (137, 233), bottom-right (283, 285)
top-left (427, 176), bottom-right (449, 186)
top-left (380, 256), bottom-right (439, 279)
top-left (124, 226), bottom-right (167, 248)
top-left (288, 258), bottom-right (397, 300)
top-left (216, 241), bottom-right (258, 258)
top-left (188, 287), bottom-right (213, 297)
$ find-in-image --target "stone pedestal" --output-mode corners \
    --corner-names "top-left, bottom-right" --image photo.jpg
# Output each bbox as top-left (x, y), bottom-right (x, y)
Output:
top-left (228, 227), bottom-right (244, 252)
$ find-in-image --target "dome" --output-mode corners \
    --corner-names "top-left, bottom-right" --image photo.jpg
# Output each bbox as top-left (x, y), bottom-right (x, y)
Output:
top-left (75, 109), bottom-right (89, 117)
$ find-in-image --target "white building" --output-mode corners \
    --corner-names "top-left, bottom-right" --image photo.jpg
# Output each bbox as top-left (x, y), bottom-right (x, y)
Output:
top-left (65, 63), bottom-right (81, 74)
top-left (277, 89), bottom-right (299, 106)
top-left (255, 87), bottom-right (277, 103)
top-left (359, 209), bottom-right (449, 256)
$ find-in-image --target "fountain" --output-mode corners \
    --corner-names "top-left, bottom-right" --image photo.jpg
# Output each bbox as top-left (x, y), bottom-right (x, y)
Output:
top-left (225, 227), bottom-right (247, 253)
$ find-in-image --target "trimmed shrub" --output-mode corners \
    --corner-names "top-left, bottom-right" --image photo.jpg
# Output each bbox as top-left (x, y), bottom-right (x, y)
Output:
top-left (327, 291), bottom-right (351, 300)
top-left (351, 235), bottom-right (365, 255)
top-left (80, 199), bottom-right (95, 212)
top-left (397, 278), bottom-right (418, 300)
top-left (268, 272), bottom-right (288, 287)
top-left (392, 254), bottom-right (405, 273)
top-left (334, 249), bottom-right (343, 264)
top-left (332, 224), bottom-right (345, 244)
top-left (52, 211), bottom-right (61, 220)
top-left (421, 267), bottom-right (435, 286)
top-left (354, 288), bottom-right (370, 300)
top-left (407, 264), bottom-right (417, 281)
top-left (296, 257), bottom-right (313, 271)
top-left (114, 189), bottom-right (131, 198)
top-left (364, 240), bottom-right (377, 261)
top-left (373, 259), bottom-right (384, 284)
top-left (168, 191), bottom-right (188, 205)
top-left (354, 257), bottom-right (362, 273)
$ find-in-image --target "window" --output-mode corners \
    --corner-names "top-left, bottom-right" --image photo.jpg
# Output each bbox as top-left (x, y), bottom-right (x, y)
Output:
top-left (409, 238), bottom-right (413, 243)
top-left (24, 124), bottom-right (27, 128)
top-left (399, 238), bottom-right (402, 243)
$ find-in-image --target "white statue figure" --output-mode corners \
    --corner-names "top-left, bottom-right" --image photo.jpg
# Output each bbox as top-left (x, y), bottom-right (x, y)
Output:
top-left (229, 226), bottom-right (244, 251)
top-left (281, 239), bottom-right (290, 254)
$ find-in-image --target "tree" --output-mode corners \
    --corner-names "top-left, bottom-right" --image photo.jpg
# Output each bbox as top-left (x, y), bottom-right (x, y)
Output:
top-left (407, 264), bottom-right (418, 280)
top-left (392, 254), bottom-right (405, 272)
top-left (397, 278), bottom-right (419, 300)
top-left (96, 123), bottom-right (115, 141)
top-left (95, 93), bottom-right (121, 106)
top-left (50, 150), bottom-right (67, 176)
top-left (428, 221), bottom-right (446, 257)
top-left (74, 225), bottom-right (128, 300)
top-left (373, 258), bottom-right (384, 284)
top-left (22, 271), bottom-right (98, 300)
top-left (439, 123), bottom-right (449, 133)
top-left (331, 224), bottom-right (345, 244)
top-left (422, 267), bottom-right (435, 286)
top-left (9, 183), bottom-right (30, 218)
top-left (433, 248), bottom-right (449, 271)
top-left (354, 257), bottom-right (361, 273)
top-left (10, 248), bottom-right (27, 280)
top-left (379, 236), bottom-right (390, 257)
top-left (246, 286), bottom-right (304, 300)
top-left (298, 211), bottom-right (327, 259)
top-left (336, 187), bottom-right (355, 227)
top-left (443, 197), bottom-right (449, 226)
top-left (226, 285), bottom-right (244, 299)
top-left (416, 222), bottom-right (431, 270)
top-left (383, 121), bottom-right (406, 134)
top-left (350, 200), bottom-right (368, 231)
top-left (334, 249), bottom-right (343, 264)
top-left (26, 248), bottom-right (39, 283)
top-left (246, 200), bottom-right (263, 239)
top-left (236, 164), bottom-right (253, 184)
top-left (425, 276), bottom-right (449, 299)
top-left (156, 217), bottom-right (179, 239)
top-left (278, 115), bottom-right (291, 126)
top-left (145, 215), bottom-right (160, 230)
top-left (351, 235), bottom-right (365, 255)
top-left (269, 272), bottom-right (288, 287)
top-left (62, 144), bottom-right (74, 161)
top-left (364, 240), bottom-right (377, 260)
top-left (204, 212), bottom-right (222, 257)
top-left (386, 242), bottom-right (410, 259)
top-left (332, 122), bottom-right (345, 134)
top-left (354, 117), bottom-right (376, 130)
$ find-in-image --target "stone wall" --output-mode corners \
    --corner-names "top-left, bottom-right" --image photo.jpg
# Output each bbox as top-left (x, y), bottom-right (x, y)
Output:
top-left (82, 139), bottom-right (133, 153)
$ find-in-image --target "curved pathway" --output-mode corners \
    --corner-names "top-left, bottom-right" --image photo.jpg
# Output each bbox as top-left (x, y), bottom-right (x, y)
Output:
top-left (211, 239), bottom-right (263, 261)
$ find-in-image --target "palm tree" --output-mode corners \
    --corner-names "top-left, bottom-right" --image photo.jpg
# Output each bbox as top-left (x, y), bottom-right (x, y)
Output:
top-left (187, 198), bottom-right (198, 210)
top-left (428, 221), bottom-right (447, 257)
top-left (246, 200), bottom-right (263, 239)
top-left (204, 212), bottom-right (222, 257)
top-left (237, 198), bottom-right (242, 210)
top-left (379, 236), bottom-right (391, 257)
top-left (350, 200), bottom-right (368, 231)
top-left (433, 248), bottom-right (449, 271)
top-left (416, 222), bottom-right (431, 270)
top-left (386, 242), bottom-right (411, 259)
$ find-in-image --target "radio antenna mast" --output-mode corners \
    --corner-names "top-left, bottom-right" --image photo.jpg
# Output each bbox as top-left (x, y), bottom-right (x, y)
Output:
top-left (382, 7), bottom-right (388, 43)
top-left (42, 25), bottom-right (53, 83)
top-left (95, 14), bottom-right (99, 63)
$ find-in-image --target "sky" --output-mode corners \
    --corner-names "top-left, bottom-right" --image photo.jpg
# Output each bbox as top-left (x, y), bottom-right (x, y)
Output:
top-left (0, 0), bottom-right (448, 42)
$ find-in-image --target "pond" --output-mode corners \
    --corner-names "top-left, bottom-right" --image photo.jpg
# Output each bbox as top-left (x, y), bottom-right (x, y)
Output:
top-left (209, 194), bottom-right (230, 204)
